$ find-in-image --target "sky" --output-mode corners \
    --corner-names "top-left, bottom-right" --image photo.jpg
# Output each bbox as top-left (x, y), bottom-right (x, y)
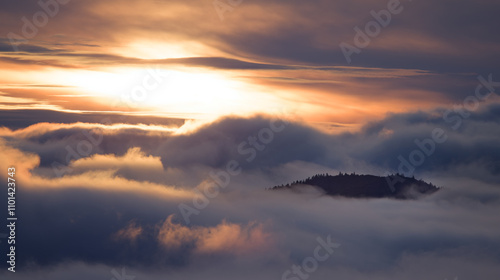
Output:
top-left (0, 0), bottom-right (500, 279)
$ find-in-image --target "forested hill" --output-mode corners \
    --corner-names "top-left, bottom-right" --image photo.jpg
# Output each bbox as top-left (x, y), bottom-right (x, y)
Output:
top-left (271, 173), bottom-right (440, 199)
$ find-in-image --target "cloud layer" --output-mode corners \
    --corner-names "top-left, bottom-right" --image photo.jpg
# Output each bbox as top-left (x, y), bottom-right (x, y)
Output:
top-left (0, 104), bottom-right (499, 279)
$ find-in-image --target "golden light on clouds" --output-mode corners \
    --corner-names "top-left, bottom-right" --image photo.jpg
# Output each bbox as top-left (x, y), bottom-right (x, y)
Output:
top-left (0, 133), bottom-right (194, 200)
top-left (0, 0), bottom-right (492, 128)
top-left (110, 39), bottom-right (224, 60)
top-left (0, 0), bottom-right (498, 278)
top-left (158, 215), bottom-right (274, 255)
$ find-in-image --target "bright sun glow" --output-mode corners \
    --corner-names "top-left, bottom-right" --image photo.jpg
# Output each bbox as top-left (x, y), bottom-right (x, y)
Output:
top-left (56, 67), bottom-right (286, 119)
top-left (109, 39), bottom-right (223, 60)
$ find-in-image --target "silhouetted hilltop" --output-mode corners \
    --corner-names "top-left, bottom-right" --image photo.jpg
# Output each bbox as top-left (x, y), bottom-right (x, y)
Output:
top-left (271, 173), bottom-right (439, 199)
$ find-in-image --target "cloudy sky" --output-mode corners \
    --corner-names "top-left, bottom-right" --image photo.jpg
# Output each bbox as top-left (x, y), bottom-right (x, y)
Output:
top-left (0, 0), bottom-right (499, 279)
